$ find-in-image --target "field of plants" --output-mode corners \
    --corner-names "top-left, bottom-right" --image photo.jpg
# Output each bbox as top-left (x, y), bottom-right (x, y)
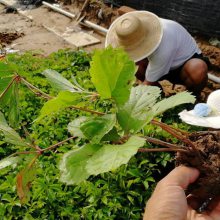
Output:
top-left (0, 47), bottom-right (208, 219)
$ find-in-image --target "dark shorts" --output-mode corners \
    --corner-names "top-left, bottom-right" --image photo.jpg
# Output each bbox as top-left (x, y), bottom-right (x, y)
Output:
top-left (159, 53), bottom-right (211, 84)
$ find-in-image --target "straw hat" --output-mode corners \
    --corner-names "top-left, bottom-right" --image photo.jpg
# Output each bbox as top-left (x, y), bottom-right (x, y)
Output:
top-left (105, 11), bottom-right (163, 62)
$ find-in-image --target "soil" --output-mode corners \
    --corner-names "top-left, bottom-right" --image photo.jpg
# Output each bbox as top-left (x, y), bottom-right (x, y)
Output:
top-left (0, 32), bottom-right (23, 45)
top-left (176, 131), bottom-right (220, 209)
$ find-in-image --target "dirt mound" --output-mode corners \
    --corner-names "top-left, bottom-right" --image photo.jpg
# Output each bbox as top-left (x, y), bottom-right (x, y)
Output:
top-left (0, 32), bottom-right (23, 45)
top-left (196, 37), bottom-right (220, 68)
top-left (176, 131), bottom-right (220, 209)
top-left (84, 1), bottom-right (118, 28)
top-left (64, 0), bottom-right (118, 28)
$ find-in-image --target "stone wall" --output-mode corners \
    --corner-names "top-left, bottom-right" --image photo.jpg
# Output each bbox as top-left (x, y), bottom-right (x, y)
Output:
top-left (116, 0), bottom-right (220, 37)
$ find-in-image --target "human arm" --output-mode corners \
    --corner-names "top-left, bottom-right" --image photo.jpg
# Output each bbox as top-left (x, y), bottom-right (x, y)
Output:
top-left (142, 80), bottom-right (160, 86)
top-left (143, 166), bottom-right (220, 220)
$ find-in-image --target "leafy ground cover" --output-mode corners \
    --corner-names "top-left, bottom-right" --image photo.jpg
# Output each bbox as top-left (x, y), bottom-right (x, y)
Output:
top-left (0, 48), bottom-right (201, 219)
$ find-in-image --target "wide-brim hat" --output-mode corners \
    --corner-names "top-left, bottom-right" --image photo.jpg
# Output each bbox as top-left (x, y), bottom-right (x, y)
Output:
top-left (105, 11), bottom-right (163, 62)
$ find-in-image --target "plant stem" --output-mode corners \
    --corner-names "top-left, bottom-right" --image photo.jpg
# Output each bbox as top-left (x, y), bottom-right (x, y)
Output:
top-left (151, 120), bottom-right (203, 161)
top-left (27, 154), bottom-right (39, 168)
top-left (10, 151), bottom-right (38, 157)
top-left (70, 105), bottom-right (105, 115)
top-left (145, 136), bottom-right (186, 149)
top-left (151, 119), bottom-right (189, 136)
top-left (21, 77), bottom-right (104, 116)
top-left (21, 77), bottom-right (53, 100)
top-left (41, 136), bottom-right (77, 152)
top-left (138, 148), bottom-right (187, 153)
top-left (7, 137), bottom-right (76, 158)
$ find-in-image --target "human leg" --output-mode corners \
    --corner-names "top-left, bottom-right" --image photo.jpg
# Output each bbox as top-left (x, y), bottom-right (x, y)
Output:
top-left (180, 58), bottom-right (208, 95)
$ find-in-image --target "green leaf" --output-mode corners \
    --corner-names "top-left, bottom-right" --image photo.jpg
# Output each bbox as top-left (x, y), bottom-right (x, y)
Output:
top-left (36, 91), bottom-right (82, 122)
top-left (101, 127), bottom-right (120, 142)
top-left (86, 136), bottom-right (145, 175)
top-left (150, 91), bottom-right (196, 116)
top-left (42, 69), bottom-right (80, 92)
top-left (90, 47), bottom-right (136, 106)
top-left (0, 112), bottom-right (28, 147)
top-left (80, 114), bottom-right (116, 143)
top-left (68, 116), bottom-right (88, 138)
top-left (0, 62), bottom-right (15, 77)
top-left (0, 156), bottom-right (20, 170)
top-left (59, 144), bottom-right (102, 185)
top-left (8, 81), bottom-right (19, 127)
top-left (0, 76), bottom-right (14, 106)
top-left (117, 85), bottom-right (161, 133)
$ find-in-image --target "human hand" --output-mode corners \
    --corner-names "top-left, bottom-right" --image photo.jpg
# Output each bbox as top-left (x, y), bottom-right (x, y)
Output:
top-left (143, 166), bottom-right (220, 220)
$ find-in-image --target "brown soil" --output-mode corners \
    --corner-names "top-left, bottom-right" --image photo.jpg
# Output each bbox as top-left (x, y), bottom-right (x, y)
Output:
top-left (61, 0), bottom-right (118, 28)
top-left (176, 131), bottom-right (220, 209)
top-left (196, 36), bottom-right (220, 67)
top-left (83, 1), bottom-right (118, 28)
top-left (0, 4), bottom-right (76, 55)
top-left (0, 32), bottom-right (23, 45)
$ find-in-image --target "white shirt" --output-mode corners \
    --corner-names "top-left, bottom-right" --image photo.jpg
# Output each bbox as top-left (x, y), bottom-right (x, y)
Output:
top-left (145, 18), bottom-right (201, 82)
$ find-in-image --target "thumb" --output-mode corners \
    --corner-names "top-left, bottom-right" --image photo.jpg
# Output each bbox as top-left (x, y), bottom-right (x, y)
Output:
top-left (160, 166), bottom-right (200, 189)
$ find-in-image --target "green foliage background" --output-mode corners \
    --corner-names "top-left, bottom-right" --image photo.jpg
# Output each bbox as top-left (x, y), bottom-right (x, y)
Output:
top-left (0, 50), bottom-right (200, 219)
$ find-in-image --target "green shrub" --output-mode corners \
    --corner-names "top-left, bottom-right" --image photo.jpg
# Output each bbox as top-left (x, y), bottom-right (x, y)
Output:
top-left (0, 49), bottom-right (195, 219)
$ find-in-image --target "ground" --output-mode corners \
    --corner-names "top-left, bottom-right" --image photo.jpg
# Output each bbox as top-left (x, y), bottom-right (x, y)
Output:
top-left (0, 0), bottom-right (220, 100)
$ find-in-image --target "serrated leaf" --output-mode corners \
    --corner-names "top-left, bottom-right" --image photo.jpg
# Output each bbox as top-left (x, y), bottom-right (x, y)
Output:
top-left (59, 144), bottom-right (102, 185)
top-left (80, 114), bottom-right (116, 143)
top-left (0, 62), bottom-right (15, 77)
top-left (150, 91), bottom-right (195, 116)
top-left (0, 112), bottom-right (28, 147)
top-left (36, 91), bottom-right (82, 122)
top-left (0, 156), bottom-right (20, 170)
top-left (8, 81), bottom-right (19, 127)
top-left (86, 136), bottom-right (145, 175)
top-left (68, 116), bottom-right (88, 138)
top-left (42, 69), bottom-right (80, 92)
top-left (117, 85), bottom-right (161, 133)
top-left (90, 47), bottom-right (136, 106)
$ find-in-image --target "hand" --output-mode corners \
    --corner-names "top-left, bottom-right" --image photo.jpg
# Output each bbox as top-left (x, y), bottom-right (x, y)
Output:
top-left (143, 166), bottom-right (220, 220)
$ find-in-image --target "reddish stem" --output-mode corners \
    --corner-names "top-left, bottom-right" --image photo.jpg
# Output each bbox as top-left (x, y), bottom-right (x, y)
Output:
top-left (21, 77), bottom-right (52, 100)
top-left (41, 136), bottom-right (77, 152)
top-left (145, 136), bottom-right (186, 149)
top-left (152, 119), bottom-right (189, 136)
top-left (70, 106), bottom-right (105, 116)
top-left (151, 120), bottom-right (203, 161)
top-left (138, 148), bottom-right (187, 153)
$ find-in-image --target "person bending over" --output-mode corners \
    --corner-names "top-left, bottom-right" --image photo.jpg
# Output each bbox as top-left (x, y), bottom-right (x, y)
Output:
top-left (105, 11), bottom-right (209, 96)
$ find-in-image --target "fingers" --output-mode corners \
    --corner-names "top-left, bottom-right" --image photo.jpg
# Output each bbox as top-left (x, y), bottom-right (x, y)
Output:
top-left (144, 166), bottom-right (199, 220)
top-left (159, 166), bottom-right (200, 189)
